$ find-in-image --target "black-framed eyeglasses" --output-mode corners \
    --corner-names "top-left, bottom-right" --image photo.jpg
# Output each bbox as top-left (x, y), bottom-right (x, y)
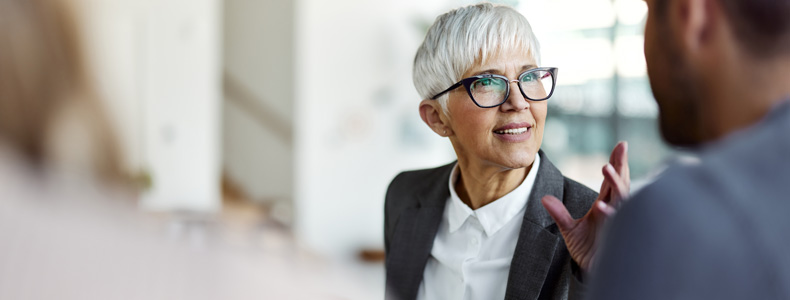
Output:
top-left (430, 67), bottom-right (558, 108)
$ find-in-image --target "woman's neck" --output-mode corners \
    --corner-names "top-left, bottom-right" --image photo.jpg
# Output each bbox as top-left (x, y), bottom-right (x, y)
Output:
top-left (455, 160), bottom-right (532, 210)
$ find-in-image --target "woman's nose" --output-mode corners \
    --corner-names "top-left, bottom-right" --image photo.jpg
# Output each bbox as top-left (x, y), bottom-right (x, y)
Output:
top-left (501, 80), bottom-right (529, 111)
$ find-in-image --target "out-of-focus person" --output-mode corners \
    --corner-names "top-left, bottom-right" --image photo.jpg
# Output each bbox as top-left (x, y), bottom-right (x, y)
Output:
top-left (0, 0), bottom-right (224, 298)
top-left (587, 0), bottom-right (790, 299)
top-left (384, 3), bottom-right (630, 300)
top-left (0, 0), bottom-right (124, 183)
top-left (0, 1), bottom-right (401, 299)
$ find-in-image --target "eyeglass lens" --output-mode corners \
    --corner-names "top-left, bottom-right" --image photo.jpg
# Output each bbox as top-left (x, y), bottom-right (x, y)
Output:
top-left (468, 70), bottom-right (554, 106)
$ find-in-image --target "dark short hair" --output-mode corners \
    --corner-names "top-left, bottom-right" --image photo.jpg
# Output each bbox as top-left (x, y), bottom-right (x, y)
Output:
top-left (657, 0), bottom-right (790, 57)
top-left (722, 0), bottom-right (790, 56)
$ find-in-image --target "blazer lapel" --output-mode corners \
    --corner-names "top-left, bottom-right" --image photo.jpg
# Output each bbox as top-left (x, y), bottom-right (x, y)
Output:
top-left (386, 163), bottom-right (453, 300)
top-left (505, 150), bottom-right (566, 300)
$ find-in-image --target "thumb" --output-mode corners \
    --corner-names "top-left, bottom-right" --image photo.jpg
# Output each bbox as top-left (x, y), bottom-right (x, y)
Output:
top-left (541, 195), bottom-right (575, 231)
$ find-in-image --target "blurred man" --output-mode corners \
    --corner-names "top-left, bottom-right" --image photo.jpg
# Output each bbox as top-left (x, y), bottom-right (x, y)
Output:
top-left (587, 0), bottom-right (790, 299)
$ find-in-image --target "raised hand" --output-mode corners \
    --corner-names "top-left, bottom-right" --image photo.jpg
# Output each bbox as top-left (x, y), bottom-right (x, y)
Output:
top-left (541, 142), bottom-right (630, 272)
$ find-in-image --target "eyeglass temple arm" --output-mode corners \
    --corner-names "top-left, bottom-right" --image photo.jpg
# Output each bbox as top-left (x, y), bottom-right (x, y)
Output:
top-left (430, 81), bottom-right (464, 100)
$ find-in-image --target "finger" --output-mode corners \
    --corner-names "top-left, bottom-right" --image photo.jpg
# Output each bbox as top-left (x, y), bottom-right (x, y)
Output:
top-left (603, 164), bottom-right (629, 207)
top-left (598, 178), bottom-right (611, 201)
top-left (541, 195), bottom-right (575, 232)
top-left (618, 141), bottom-right (630, 187)
top-left (600, 142), bottom-right (624, 202)
top-left (608, 142), bottom-right (631, 185)
top-left (609, 142), bottom-right (627, 171)
top-left (604, 164), bottom-right (628, 202)
top-left (596, 200), bottom-right (617, 217)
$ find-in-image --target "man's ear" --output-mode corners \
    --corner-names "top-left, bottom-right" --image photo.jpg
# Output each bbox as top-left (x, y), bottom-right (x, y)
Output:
top-left (675, 0), bottom-right (716, 55)
top-left (419, 99), bottom-right (452, 137)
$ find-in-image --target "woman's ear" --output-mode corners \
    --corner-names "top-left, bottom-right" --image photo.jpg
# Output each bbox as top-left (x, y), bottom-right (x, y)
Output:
top-left (419, 99), bottom-right (452, 137)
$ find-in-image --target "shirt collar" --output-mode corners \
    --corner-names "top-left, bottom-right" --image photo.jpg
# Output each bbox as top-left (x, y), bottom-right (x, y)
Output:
top-left (446, 154), bottom-right (541, 236)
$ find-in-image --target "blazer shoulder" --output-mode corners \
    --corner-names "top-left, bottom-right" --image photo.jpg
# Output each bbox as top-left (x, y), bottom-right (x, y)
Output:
top-left (386, 162), bottom-right (454, 208)
top-left (384, 162), bottom-right (453, 252)
top-left (561, 176), bottom-right (598, 219)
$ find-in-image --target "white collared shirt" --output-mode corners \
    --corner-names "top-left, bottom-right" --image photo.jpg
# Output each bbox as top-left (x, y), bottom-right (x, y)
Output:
top-left (417, 155), bottom-right (541, 300)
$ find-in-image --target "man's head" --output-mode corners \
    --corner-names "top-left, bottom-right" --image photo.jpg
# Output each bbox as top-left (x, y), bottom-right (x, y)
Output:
top-left (644, 0), bottom-right (790, 146)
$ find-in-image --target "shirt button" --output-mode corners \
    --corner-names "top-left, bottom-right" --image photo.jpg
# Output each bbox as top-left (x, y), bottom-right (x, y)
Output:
top-left (470, 237), bottom-right (479, 245)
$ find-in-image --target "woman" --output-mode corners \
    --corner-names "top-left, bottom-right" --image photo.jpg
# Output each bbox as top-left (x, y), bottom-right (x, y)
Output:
top-left (384, 4), bottom-right (630, 300)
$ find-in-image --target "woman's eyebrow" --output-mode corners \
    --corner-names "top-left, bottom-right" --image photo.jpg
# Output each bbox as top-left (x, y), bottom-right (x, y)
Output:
top-left (521, 64), bottom-right (538, 71)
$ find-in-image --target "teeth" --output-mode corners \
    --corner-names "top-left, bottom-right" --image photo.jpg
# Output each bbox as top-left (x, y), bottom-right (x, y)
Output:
top-left (494, 127), bottom-right (528, 135)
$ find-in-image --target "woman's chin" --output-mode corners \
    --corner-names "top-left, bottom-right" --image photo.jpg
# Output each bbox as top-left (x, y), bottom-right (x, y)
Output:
top-left (493, 153), bottom-right (536, 170)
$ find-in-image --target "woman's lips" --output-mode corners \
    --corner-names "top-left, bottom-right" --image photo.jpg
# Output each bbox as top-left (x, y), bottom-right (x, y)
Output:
top-left (493, 123), bottom-right (532, 142)
top-left (493, 127), bottom-right (528, 135)
top-left (493, 122), bottom-right (532, 132)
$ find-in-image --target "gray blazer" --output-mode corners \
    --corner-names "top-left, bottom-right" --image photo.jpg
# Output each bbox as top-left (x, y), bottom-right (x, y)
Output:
top-left (587, 101), bottom-right (790, 299)
top-left (385, 150), bottom-right (597, 300)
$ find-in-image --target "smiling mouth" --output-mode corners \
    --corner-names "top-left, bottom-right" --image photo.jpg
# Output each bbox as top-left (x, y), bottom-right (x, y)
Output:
top-left (493, 127), bottom-right (529, 135)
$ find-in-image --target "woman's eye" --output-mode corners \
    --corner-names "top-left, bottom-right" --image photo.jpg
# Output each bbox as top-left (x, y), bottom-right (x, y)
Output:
top-left (522, 73), bottom-right (537, 82)
top-left (479, 78), bottom-right (494, 86)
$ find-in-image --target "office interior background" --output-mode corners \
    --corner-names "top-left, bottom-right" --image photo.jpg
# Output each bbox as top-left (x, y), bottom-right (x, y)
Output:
top-left (71, 0), bottom-right (664, 297)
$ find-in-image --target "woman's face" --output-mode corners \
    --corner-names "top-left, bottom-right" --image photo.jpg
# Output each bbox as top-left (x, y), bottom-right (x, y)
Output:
top-left (445, 49), bottom-right (546, 170)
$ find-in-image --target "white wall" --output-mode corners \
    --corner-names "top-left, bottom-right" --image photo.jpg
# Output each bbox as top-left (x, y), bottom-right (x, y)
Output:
top-left (223, 0), bottom-right (294, 205)
top-left (221, 0), bottom-right (456, 257)
top-left (79, 0), bottom-right (222, 212)
top-left (294, 0), bottom-right (459, 258)
top-left (78, 0), bottom-right (146, 174)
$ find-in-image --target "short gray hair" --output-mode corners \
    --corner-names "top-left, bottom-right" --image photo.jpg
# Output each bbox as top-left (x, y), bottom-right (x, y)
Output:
top-left (413, 3), bottom-right (541, 115)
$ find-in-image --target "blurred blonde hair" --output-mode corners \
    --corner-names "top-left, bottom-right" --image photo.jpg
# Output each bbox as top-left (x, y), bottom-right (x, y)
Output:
top-left (0, 0), bottom-right (124, 182)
